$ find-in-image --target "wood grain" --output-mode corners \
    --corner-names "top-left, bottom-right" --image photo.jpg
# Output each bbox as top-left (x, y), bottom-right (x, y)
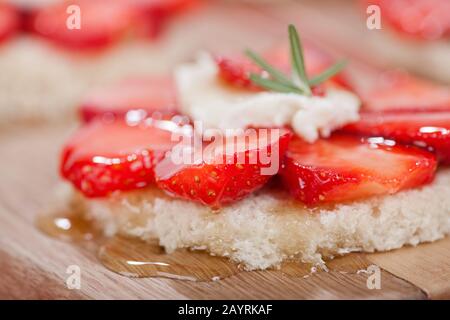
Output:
top-left (0, 0), bottom-right (449, 300)
top-left (368, 238), bottom-right (450, 300)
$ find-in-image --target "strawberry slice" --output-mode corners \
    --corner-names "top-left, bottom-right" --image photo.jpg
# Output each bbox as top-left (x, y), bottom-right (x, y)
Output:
top-left (61, 119), bottom-right (178, 197)
top-left (125, 0), bottom-right (198, 38)
top-left (216, 55), bottom-right (263, 91)
top-left (0, 3), bottom-right (20, 44)
top-left (80, 77), bottom-right (179, 123)
top-left (360, 71), bottom-right (450, 112)
top-left (215, 43), bottom-right (351, 91)
top-left (155, 129), bottom-right (292, 208)
top-left (31, 0), bottom-right (135, 50)
top-left (280, 134), bottom-right (437, 205)
top-left (342, 111), bottom-right (450, 164)
top-left (364, 0), bottom-right (450, 40)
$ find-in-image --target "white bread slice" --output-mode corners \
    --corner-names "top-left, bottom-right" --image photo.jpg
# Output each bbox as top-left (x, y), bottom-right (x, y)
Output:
top-left (74, 169), bottom-right (450, 271)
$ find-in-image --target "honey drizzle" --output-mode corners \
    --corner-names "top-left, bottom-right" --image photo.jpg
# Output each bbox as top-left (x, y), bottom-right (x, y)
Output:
top-left (36, 211), bottom-right (101, 242)
top-left (98, 236), bottom-right (240, 281)
top-left (37, 209), bottom-right (313, 281)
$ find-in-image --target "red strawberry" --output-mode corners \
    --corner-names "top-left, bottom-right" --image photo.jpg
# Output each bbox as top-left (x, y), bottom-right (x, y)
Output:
top-left (155, 128), bottom-right (292, 208)
top-left (364, 0), bottom-right (450, 40)
top-left (30, 0), bottom-right (135, 50)
top-left (359, 71), bottom-right (450, 112)
top-left (80, 77), bottom-right (180, 123)
top-left (215, 43), bottom-right (351, 91)
top-left (125, 0), bottom-right (199, 38)
top-left (61, 119), bottom-right (178, 197)
top-left (342, 111), bottom-right (450, 164)
top-left (280, 134), bottom-right (437, 205)
top-left (0, 3), bottom-right (20, 43)
top-left (216, 55), bottom-right (263, 91)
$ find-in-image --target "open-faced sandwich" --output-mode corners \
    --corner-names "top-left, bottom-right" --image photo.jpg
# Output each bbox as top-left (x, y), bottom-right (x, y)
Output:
top-left (53, 25), bottom-right (450, 272)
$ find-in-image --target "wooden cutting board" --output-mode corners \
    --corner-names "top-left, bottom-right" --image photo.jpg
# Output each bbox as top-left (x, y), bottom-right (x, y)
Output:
top-left (0, 124), bottom-right (449, 300)
top-left (0, 0), bottom-right (449, 300)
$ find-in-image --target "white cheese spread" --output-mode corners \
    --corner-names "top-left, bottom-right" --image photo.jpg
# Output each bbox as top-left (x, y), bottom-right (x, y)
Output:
top-left (174, 53), bottom-right (361, 142)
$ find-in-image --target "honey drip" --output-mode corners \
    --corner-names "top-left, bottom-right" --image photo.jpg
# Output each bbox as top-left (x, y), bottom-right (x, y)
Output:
top-left (36, 210), bottom-right (101, 242)
top-left (37, 208), bottom-right (313, 281)
top-left (98, 236), bottom-right (240, 281)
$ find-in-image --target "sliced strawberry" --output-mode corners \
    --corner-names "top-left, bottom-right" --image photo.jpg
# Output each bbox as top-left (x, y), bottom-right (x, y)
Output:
top-left (61, 119), bottom-right (178, 197)
top-left (215, 43), bottom-right (351, 91)
top-left (216, 55), bottom-right (263, 91)
top-left (342, 111), bottom-right (450, 164)
top-left (280, 134), bottom-right (437, 205)
top-left (155, 129), bottom-right (292, 208)
top-left (31, 0), bottom-right (135, 50)
top-left (365, 0), bottom-right (450, 40)
top-left (359, 71), bottom-right (450, 112)
top-left (0, 3), bottom-right (20, 44)
top-left (80, 77), bottom-right (179, 123)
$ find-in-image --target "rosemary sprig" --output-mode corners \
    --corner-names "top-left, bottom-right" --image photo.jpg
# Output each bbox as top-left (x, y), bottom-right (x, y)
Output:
top-left (308, 60), bottom-right (347, 87)
top-left (288, 25), bottom-right (311, 95)
top-left (245, 49), bottom-right (293, 86)
top-left (245, 24), bottom-right (347, 96)
top-left (249, 74), bottom-right (304, 94)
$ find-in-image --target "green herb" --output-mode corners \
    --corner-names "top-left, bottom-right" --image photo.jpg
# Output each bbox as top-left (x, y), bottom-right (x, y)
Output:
top-left (308, 60), bottom-right (347, 87)
top-left (245, 24), bottom-right (347, 96)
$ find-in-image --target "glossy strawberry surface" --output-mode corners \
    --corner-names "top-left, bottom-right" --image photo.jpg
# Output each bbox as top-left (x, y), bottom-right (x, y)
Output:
top-left (155, 129), bottom-right (292, 208)
top-left (342, 111), bottom-right (450, 164)
top-left (61, 119), bottom-right (178, 197)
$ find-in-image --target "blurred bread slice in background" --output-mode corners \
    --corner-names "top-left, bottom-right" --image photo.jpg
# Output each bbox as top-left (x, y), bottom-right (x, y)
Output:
top-left (0, 0), bottom-right (284, 127)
